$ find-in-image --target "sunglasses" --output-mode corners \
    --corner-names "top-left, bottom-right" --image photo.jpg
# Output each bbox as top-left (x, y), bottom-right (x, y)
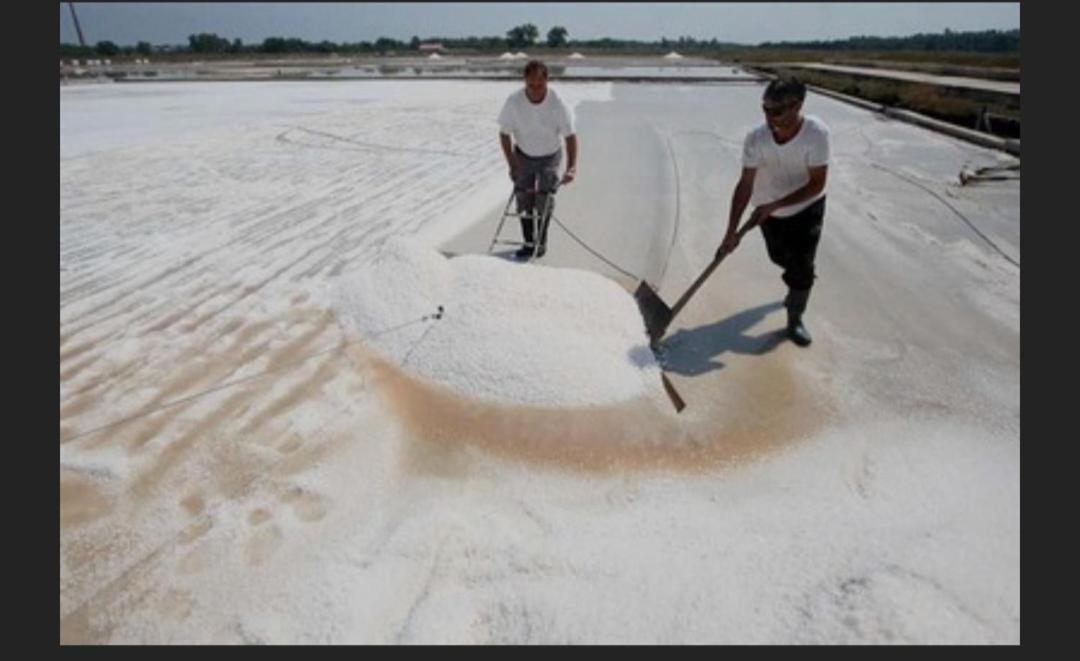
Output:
top-left (762, 102), bottom-right (795, 116)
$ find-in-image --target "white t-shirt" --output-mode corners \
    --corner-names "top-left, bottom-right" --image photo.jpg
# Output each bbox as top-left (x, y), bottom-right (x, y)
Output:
top-left (498, 87), bottom-right (575, 158)
top-left (742, 114), bottom-right (830, 217)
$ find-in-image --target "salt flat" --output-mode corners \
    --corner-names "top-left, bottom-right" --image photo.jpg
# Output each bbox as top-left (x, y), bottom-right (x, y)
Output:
top-left (60, 79), bottom-right (1019, 644)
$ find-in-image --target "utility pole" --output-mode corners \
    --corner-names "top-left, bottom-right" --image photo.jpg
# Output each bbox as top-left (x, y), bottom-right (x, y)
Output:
top-left (67, 2), bottom-right (86, 47)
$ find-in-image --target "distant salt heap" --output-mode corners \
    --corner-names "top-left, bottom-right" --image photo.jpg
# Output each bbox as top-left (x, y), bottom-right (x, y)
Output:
top-left (499, 52), bottom-right (516, 60)
top-left (567, 52), bottom-right (586, 59)
top-left (663, 51), bottom-right (684, 60)
top-left (334, 239), bottom-right (661, 407)
top-left (427, 53), bottom-right (443, 60)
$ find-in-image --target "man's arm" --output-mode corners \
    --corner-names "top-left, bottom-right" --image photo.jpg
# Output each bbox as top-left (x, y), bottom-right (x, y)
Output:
top-left (499, 132), bottom-right (518, 181)
top-left (757, 165), bottom-right (828, 218)
top-left (561, 134), bottom-right (578, 184)
top-left (719, 167), bottom-right (756, 254)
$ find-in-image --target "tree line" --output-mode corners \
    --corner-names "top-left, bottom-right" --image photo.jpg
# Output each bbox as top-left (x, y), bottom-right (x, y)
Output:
top-left (759, 28), bottom-right (1019, 52)
top-left (60, 26), bottom-right (1019, 59)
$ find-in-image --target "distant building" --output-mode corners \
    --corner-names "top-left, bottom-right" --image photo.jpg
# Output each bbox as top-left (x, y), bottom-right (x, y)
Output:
top-left (418, 42), bottom-right (444, 52)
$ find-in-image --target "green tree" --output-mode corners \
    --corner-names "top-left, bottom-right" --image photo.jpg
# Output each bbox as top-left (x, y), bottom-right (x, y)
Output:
top-left (374, 37), bottom-right (404, 53)
top-left (506, 26), bottom-right (525, 48)
top-left (135, 41), bottom-right (153, 55)
top-left (261, 37), bottom-right (286, 53)
top-left (60, 43), bottom-right (95, 59)
top-left (547, 26), bottom-right (568, 48)
top-left (188, 32), bottom-right (230, 53)
top-left (95, 40), bottom-right (120, 56)
top-left (507, 23), bottom-right (538, 49)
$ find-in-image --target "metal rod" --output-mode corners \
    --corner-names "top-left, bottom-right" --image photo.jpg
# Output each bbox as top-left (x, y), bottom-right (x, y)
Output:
top-left (68, 2), bottom-right (86, 48)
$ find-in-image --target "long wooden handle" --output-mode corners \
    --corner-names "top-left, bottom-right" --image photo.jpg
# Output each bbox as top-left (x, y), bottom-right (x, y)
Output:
top-left (668, 220), bottom-right (758, 320)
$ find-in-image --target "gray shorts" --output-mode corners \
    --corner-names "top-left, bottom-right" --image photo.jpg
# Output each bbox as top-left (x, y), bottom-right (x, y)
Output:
top-left (513, 147), bottom-right (561, 209)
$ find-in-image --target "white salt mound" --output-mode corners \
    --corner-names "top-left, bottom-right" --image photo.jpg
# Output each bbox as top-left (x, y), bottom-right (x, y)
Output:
top-left (335, 239), bottom-right (662, 407)
top-left (663, 52), bottom-right (684, 60)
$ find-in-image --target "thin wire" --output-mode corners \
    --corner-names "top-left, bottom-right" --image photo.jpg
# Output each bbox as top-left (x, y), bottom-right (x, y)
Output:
top-left (654, 130), bottom-right (682, 286)
top-left (399, 320), bottom-right (438, 368)
top-left (656, 128), bottom-right (743, 286)
top-left (548, 214), bottom-right (641, 281)
top-left (870, 162), bottom-right (1020, 269)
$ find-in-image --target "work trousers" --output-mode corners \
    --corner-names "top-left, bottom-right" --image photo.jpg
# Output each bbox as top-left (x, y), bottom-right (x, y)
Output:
top-left (760, 196), bottom-right (826, 293)
top-left (513, 147), bottom-right (561, 248)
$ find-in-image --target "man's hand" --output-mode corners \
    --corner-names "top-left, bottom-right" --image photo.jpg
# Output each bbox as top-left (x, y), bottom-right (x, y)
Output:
top-left (560, 167), bottom-right (576, 185)
top-left (749, 203), bottom-right (777, 228)
top-left (717, 229), bottom-right (741, 259)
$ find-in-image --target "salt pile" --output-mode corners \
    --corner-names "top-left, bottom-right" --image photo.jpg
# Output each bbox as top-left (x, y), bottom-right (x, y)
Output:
top-left (334, 239), bottom-right (662, 407)
top-left (663, 51), bottom-right (684, 60)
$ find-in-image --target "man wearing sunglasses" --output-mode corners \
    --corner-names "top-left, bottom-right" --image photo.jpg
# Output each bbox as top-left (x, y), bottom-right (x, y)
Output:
top-left (718, 77), bottom-right (830, 347)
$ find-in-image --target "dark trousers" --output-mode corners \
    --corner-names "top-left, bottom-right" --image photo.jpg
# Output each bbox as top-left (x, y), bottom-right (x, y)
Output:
top-left (761, 196), bottom-right (825, 293)
top-left (513, 147), bottom-right (561, 248)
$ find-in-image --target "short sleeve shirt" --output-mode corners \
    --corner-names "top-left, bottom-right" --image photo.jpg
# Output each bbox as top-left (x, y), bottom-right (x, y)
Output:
top-left (742, 114), bottom-right (830, 217)
top-left (498, 87), bottom-right (575, 158)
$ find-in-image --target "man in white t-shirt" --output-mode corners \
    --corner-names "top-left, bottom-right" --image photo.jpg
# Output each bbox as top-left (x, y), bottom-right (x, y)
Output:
top-left (497, 60), bottom-right (578, 259)
top-left (718, 77), bottom-right (830, 346)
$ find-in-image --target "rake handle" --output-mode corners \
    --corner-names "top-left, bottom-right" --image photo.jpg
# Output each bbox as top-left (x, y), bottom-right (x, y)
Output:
top-left (668, 219), bottom-right (758, 320)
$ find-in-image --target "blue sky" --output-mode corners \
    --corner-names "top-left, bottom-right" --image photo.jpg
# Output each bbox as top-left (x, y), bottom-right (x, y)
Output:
top-left (60, 3), bottom-right (1020, 47)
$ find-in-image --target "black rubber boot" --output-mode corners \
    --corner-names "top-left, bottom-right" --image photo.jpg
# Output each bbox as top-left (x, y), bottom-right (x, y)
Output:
top-left (516, 208), bottom-right (538, 259)
top-left (537, 194), bottom-right (553, 250)
top-left (785, 288), bottom-right (812, 347)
